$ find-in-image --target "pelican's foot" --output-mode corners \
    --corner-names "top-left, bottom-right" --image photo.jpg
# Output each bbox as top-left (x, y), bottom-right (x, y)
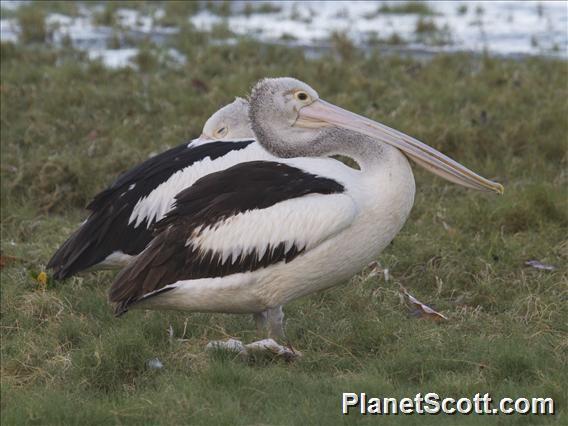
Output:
top-left (205, 338), bottom-right (246, 354)
top-left (205, 338), bottom-right (301, 362)
top-left (245, 338), bottom-right (302, 362)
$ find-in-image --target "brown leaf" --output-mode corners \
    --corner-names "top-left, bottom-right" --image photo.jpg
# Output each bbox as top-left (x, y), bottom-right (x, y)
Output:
top-left (191, 78), bottom-right (209, 93)
top-left (87, 130), bottom-right (98, 141)
top-left (399, 284), bottom-right (448, 322)
top-left (0, 254), bottom-right (19, 269)
top-left (441, 220), bottom-right (457, 236)
top-left (436, 211), bottom-right (457, 236)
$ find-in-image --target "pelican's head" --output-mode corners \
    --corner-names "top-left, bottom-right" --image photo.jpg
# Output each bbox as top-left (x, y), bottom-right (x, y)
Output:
top-left (249, 77), bottom-right (319, 124)
top-left (199, 97), bottom-right (254, 141)
top-left (249, 77), bottom-right (503, 194)
top-left (249, 78), bottom-right (323, 154)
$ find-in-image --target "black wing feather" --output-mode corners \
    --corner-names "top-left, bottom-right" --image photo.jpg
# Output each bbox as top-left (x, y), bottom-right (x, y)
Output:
top-left (47, 140), bottom-right (254, 279)
top-left (109, 161), bottom-right (345, 315)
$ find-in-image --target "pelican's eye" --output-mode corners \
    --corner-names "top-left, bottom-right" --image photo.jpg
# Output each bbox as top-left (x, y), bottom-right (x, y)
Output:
top-left (215, 126), bottom-right (228, 138)
top-left (295, 91), bottom-right (309, 102)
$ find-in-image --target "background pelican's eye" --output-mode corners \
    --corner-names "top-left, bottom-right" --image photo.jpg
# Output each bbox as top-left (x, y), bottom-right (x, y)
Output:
top-left (295, 91), bottom-right (309, 101)
top-left (215, 126), bottom-right (228, 137)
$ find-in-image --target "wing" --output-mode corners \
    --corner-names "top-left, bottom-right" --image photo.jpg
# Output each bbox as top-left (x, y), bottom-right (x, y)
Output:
top-left (109, 161), bottom-right (357, 315)
top-left (47, 139), bottom-right (255, 279)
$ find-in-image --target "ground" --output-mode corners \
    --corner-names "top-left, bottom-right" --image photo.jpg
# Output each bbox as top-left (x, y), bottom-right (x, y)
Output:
top-left (1, 3), bottom-right (567, 425)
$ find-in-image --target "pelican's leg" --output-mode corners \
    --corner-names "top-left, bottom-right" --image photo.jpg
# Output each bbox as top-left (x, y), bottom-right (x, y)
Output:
top-left (246, 305), bottom-right (301, 360)
top-left (266, 305), bottom-right (285, 340)
top-left (251, 306), bottom-right (285, 338)
top-left (206, 306), bottom-right (300, 361)
top-left (253, 311), bottom-right (268, 335)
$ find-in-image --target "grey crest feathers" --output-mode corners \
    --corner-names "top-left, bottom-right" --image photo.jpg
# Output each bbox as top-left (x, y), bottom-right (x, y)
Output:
top-left (233, 96), bottom-right (248, 107)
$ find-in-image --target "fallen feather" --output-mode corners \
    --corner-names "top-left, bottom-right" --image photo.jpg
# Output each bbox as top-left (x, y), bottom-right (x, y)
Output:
top-left (525, 260), bottom-right (556, 271)
top-left (399, 284), bottom-right (448, 322)
top-left (146, 357), bottom-right (164, 369)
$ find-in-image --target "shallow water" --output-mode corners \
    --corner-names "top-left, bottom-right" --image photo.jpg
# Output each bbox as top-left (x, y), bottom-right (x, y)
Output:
top-left (195, 1), bottom-right (567, 57)
top-left (1, 1), bottom-right (566, 68)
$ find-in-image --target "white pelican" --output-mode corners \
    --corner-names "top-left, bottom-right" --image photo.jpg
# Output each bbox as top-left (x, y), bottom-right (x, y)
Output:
top-left (108, 78), bottom-right (502, 347)
top-left (47, 98), bottom-right (274, 279)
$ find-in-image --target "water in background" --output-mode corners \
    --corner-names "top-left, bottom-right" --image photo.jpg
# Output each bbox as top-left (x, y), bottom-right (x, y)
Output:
top-left (1, 1), bottom-right (566, 68)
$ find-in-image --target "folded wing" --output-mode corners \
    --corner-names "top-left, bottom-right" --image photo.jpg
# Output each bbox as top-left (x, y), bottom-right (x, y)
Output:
top-left (108, 160), bottom-right (357, 315)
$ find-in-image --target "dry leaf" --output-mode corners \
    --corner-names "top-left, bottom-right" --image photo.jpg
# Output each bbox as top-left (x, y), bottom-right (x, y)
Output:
top-left (399, 284), bottom-right (448, 322)
top-left (0, 254), bottom-right (19, 269)
top-left (191, 78), bottom-right (209, 93)
top-left (87, 129), bottom-right (98, 141)
top-left (366, 261), bottom-right (390, 281)
top-left (436, 211), bottom-right (457, 236)
top-left (441, 220), bottom-right (457, 236)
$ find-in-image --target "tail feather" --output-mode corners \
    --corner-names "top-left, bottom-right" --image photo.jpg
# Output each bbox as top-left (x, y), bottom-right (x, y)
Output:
top-left (47, 227), bottom-right (93, 279)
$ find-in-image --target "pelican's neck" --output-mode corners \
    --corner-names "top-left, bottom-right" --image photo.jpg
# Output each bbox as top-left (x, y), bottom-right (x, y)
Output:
top-left (319, 128), bottom-right (387, 172)
top-left (251, 121), bottom-right (390, 172)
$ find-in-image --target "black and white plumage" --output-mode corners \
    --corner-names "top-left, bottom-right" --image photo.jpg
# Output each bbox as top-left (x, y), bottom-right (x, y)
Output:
top-left (108, 77), bottom-right (503, 342)
top-left (48, 139), bottom-right (252, 278)
top-left (109, 161), bottom-right (345, 315)
top-left (48, 99), bottom-right (273, 279)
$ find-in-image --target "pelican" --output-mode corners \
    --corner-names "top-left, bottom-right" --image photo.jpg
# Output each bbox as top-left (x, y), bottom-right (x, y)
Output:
top-left (47, 98), bottom-right (274, 279)
top-left (108, 78), bottom-right (502, 350)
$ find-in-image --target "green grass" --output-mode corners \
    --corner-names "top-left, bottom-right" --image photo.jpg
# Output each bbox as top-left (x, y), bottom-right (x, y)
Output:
top-left (365, 1), bottom-right (436, 19)
top-left (16, 5), bottom-right (48, 44)
top-left (379, 1), bottom-right (436, 15)
top-left (1, 7), bottom-right (567, 426)
top-left (242, 2), bottom-right (282, 17)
